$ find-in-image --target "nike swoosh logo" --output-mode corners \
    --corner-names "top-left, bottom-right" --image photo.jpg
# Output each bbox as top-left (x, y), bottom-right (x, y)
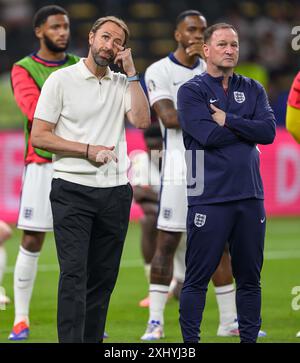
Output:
top-left (173, 81), bottom-right (184, 86)
top-left (260, 217), bottom-right (265, 223)
top-left (210, 98), bottom-right (218, 103)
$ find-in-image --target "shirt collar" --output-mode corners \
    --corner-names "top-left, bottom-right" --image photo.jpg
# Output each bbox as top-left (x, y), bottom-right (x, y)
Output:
top-left (78, 58), bottom-right (113, 80)
top-left (204, 72), bottom-right (235, 84)
top-left (168, 52), bottom-right (200, 70)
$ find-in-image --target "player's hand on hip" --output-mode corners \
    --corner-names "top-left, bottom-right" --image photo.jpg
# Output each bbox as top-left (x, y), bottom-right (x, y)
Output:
top-left (114, 44), bottom-right (136, 77)
top-left (88, 145), bottom-right (118, 164)
top-left (210, 104), bottom-right (226, 126)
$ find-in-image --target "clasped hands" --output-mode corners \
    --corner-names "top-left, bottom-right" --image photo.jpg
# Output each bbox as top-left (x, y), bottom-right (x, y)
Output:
top-left (87, 145), bottom-right (118, 165)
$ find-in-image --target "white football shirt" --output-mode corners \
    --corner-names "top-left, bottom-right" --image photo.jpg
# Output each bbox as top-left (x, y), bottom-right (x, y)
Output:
top-left (145, 53), bottom-right (206, 182)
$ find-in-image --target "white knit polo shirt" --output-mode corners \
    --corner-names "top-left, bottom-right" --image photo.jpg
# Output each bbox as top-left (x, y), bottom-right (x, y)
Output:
top-left (34, 58), bottom-right (131, 187)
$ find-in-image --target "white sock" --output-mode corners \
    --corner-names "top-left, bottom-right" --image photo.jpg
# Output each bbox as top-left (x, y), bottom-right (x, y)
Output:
top-left (144, 264), bottom-right (151, 283)
top-left (149, 284), bottom-right (169, 325)
top-left (0, 246), bottom-right (7, 285)
top-left (13, 246), bottom-right (40, 325)
top-left (215, 283), bottom-right (237, 326)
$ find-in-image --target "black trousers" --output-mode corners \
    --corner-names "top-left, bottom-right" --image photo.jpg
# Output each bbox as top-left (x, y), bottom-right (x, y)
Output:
top-left (50, 178), bottom-right (132, 343)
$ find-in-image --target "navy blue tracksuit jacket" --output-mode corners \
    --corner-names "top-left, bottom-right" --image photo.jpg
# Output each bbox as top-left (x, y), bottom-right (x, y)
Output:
top-left (177, 72), bottom-right (276, 343)
top-left (178, 72), bottom-right (276, 205)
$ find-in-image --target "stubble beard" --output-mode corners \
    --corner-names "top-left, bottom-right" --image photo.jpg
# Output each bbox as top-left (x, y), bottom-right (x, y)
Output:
top-left (92, 47), bottom-right (115, 67)
top-left (44, 34), bottom-right (69, 53)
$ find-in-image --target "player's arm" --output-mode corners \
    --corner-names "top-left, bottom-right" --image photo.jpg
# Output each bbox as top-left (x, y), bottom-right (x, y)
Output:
top-left (31, 74), bottom-right (115, 163)
top-left (133, 185), bottom-right (158, 204)
top-left (11, 65), bottom-right (40, 122)
top-left (223, 85), bottom-right (276, 145)
top-left (145, 64), bottom-right (180, 128)
top-left (286, 105), bottom-right (300, 143)
top-left (177, 84), bottom-right (242, 147)
top-left (152, 99), bottom-right (180, 129)
top-left (113, 45), bottom-right (150, 129)
top-left (31, 119), bottom-right (115, 163)
top-left (125, 80), bottom-right (151, 129)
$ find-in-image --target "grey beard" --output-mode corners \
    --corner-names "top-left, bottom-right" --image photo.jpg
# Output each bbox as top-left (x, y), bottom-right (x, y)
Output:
top-left (92, 52), bottom-right (111, 66)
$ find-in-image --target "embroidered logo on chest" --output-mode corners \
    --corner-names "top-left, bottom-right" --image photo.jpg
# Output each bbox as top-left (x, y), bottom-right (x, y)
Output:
top-left (234, 91), bottom-right (245, 103)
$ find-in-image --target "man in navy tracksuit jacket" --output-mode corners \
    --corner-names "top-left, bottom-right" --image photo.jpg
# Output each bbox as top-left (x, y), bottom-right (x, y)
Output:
top-left (177, 23), bottom-right (276, 343)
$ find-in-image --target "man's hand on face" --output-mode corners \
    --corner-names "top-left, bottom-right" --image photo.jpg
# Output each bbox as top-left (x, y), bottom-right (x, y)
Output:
top-left (210, 104), bottom-right (226, 126)
top-left (114, 43), bottom-right (136, 77)
top-left (186, 39), bottom-right (204, 58)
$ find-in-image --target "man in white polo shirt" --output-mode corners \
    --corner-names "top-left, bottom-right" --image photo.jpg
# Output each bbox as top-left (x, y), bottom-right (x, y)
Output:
top-left (31, 16), bottom-right (150, 343)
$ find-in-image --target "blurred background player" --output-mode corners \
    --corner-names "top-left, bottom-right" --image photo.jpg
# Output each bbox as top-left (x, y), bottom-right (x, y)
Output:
top-left (9, 5), bottom-right (79, 340)
top-left (286, 70), bottom-right (300, 338)
top-left (130, 124), bottom-right (161, 307)
top-left (141, 10), bottom-right (241, 341)
top-left (0, 220), bottom-right (12, 306)
top-left (130, 123), bottom-right (185, 307)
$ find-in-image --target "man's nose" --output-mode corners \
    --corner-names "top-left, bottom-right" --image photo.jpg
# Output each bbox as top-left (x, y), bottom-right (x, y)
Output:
top-left (225, 46), bottom-right (234, 54)
top-left (194, 31), bottom-right (203, 41)
top-left (58, 28), bottom-right (69, 38)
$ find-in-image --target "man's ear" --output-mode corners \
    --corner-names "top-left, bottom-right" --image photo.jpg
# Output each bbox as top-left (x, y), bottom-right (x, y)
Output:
top-left (88, 31), bottom-right (94, 46)
top-left (203, 43), bottom-right (209, 58)
top-left (174, 29), bottom-right (181, 43)
top-left (35, 26), bottom-right (43, 40)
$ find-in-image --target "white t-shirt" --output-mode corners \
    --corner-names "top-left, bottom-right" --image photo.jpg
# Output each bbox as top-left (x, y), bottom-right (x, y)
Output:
top-left (145, 54), bottom-right (206, 182)
top-left (34, 58), bottom-right (131, 188)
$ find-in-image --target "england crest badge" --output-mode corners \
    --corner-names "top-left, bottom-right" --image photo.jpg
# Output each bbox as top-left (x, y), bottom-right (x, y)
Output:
top-left (194, 213), bottom-right (206, 227)
top-left (234, 91), bottom-right (245, 103)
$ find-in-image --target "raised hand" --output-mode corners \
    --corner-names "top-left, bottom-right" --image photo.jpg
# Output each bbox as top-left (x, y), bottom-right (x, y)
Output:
top-left (114, 44), bottom-right (136, 77)
top-left (186, 39), bottom-right (205, 58)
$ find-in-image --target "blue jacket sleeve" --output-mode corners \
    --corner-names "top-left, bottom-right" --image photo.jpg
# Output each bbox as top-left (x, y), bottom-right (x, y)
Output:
top-left (177, 83), bottom-right (243, 148)
top-left (225, 84), bottom-right (276, 145)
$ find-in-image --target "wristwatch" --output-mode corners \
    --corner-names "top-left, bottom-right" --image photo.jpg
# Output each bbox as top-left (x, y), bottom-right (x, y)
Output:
top-left (127, 73), bottom-right (140, 82)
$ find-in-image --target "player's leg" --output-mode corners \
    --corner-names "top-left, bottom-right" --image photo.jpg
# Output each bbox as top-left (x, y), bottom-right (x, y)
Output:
top-left (84, 184), bottom-right (132, 342)
top-left (9, 163), bottom-right (53, 340)
top-left (141, 184), bottom-right (185, 340)
top-left (229, 199), bottom-right (265, 343)
top-left (139, 213), bottom-right (158, 307)
top-left (13, 231), bottom-right (45, 326)
top-left (50, 178), bottom-right (97, 343)
top-left (0, 221), bottom-right (12, 305)
top-left (179, 203), bottom-right (235, 343)
top-left (212, 246), bottom-right (238, 336)
top-left (171, 233), bottom-right (186, 300)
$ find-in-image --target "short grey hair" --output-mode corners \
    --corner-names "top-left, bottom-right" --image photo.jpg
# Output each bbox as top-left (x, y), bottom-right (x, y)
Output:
top-left (204, 23), bottom-right (238, 43)
top-left (90, 16), bottom-right (129, 45)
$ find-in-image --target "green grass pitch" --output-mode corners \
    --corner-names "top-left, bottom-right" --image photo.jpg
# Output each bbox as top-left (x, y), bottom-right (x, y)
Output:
top-left (0, 218), bottom-right (299, 343)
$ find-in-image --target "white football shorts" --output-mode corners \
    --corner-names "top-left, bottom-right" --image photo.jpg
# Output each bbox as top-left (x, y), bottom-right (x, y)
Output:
top-left (157, 182), bottom-right (187, 232)
top-left (17, 163), bottom-right (53, 232)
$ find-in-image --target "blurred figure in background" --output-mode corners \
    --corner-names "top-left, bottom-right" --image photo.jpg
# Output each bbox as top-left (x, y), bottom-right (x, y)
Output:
top-left (286, 71), bottom-right (300, 143)
top-left (0, 220), bottom-right (12, 306)
top-left (286, 70), bottom-right (300, 338)
top-left (130, 124), bottom-right (161, 307)
top-left (130, 123), bottom-right (185, 307)
top-left (9, 5), bottom-right (79, 340)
